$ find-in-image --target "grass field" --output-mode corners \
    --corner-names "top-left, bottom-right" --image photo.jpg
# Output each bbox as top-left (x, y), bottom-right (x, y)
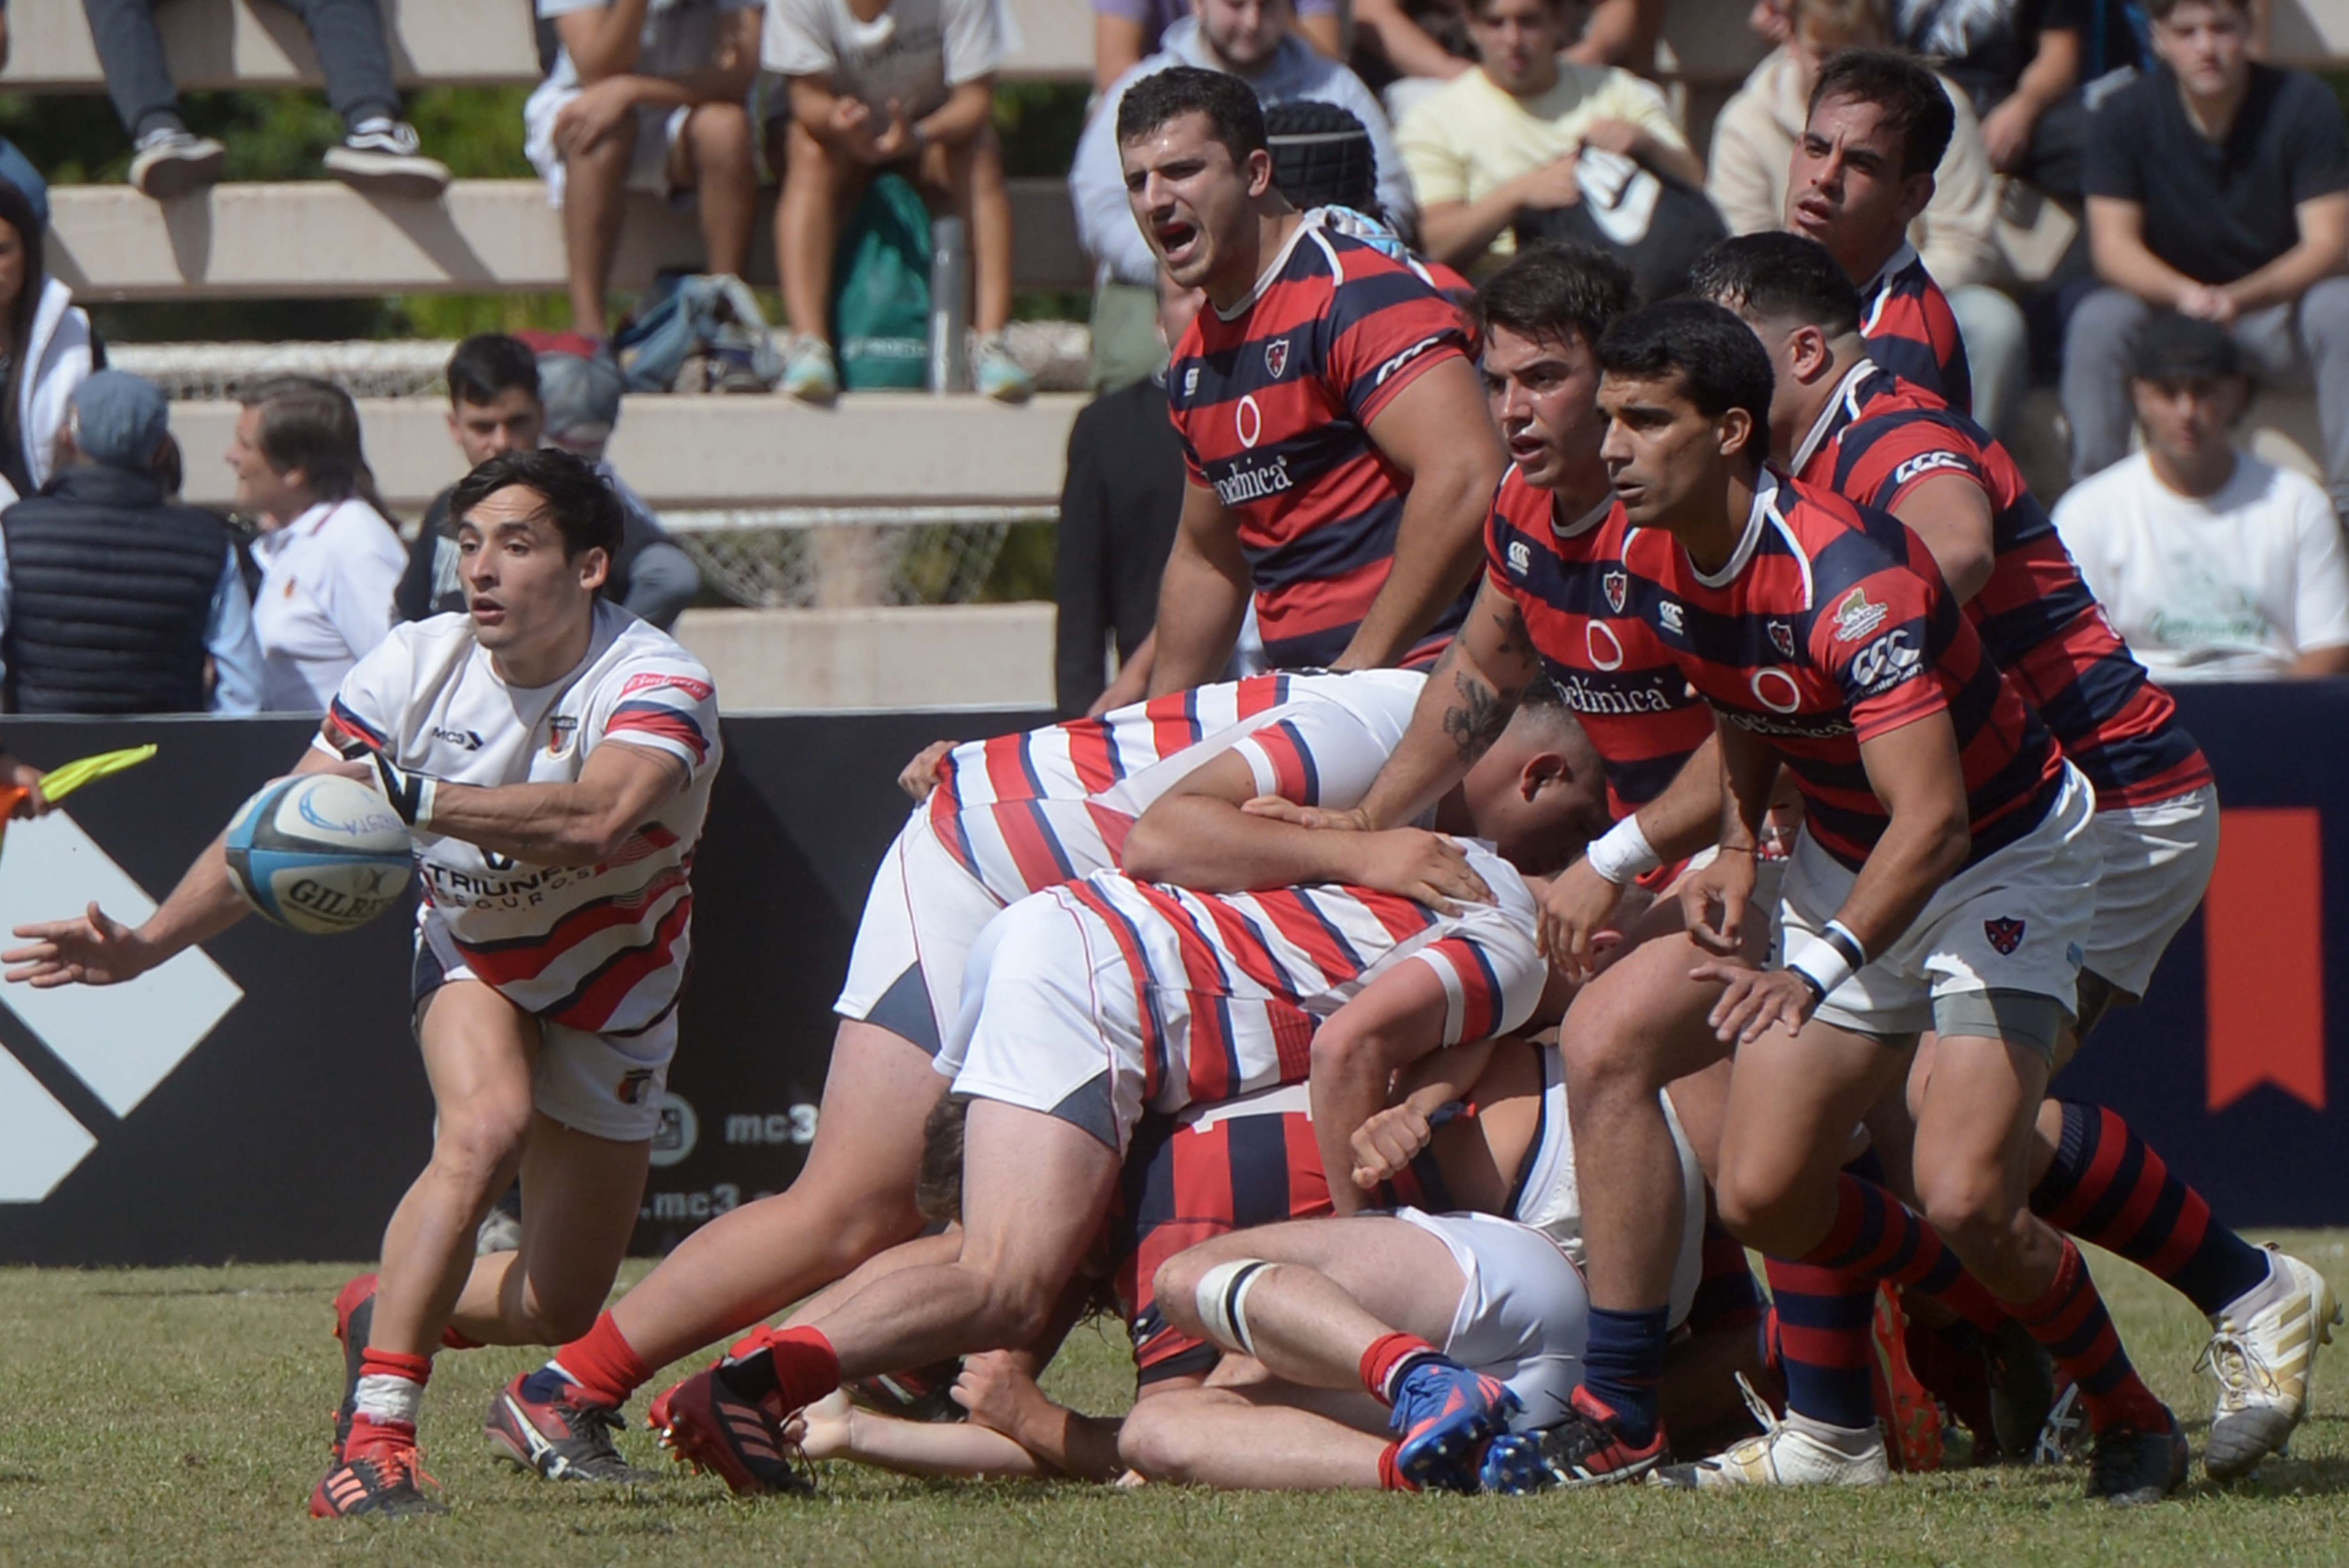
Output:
top-left (3, 1236), bottom-right (2347, 1566)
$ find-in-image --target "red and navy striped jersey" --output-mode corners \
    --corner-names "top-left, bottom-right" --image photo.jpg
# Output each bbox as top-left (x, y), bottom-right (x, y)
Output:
top-left (1858, 243), bottom-right (1971, 417)
top-left (1622, 471), bottom-right (2062, 871)
top-left (1482, 468), bottom-right (1714, 819)
top-left (927, 669), bottom-right (1424, 908)
top-left (1054, 837), bottom-right (1546, 1113)
top-left (1796, 365), bottom-right (2212, 809)
top-left (1114, 1085), bottom-right (1330, 1385)
top-left (1166, 212), bottom-right (1476, 670)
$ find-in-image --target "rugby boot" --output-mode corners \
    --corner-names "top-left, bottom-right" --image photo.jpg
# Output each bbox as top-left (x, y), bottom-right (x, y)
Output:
top-left (650, 1361), bottom-right (814, 1496)
top-left (328, 1273), bottom-right (378, 1462)
top-left (1389, 1360), bottom-right (1519, 1493)
top-left (1907, 1314), bottom-right (2054, 1463)
top-left (310, 1420), bottom-right (445, 1519)
top-left (2086, 1416), bottom-right (2189, 1505)
top-left (847, 1360), bottom-right (967, 1423)
top-left (2202, 1246), bottom-right (2341, 1480)
top-left (1656, 1374), bottom-right (1889, 1490)
top-left (1478, 1385), bottom-right (1665, 1492)
top-left (485, 1370), bottom-right (660, 1482)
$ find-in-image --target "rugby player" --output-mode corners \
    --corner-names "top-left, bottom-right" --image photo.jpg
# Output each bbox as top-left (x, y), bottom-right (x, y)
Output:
top-left (1785, 50), bottom-right (1972, 415)
top-left (650, 835), bottom-right (1558, 1494)
top-left (4, 449), bottom-right (721, 1518)
top-left (1692, 231), bottom-right (2339, 1482)
top-left (490, 670), bottom-right (1603, 1482)
top-left (1597, 300), bottom-right (2186, 1504)
top-left (1117, 67), bottom-right (1508, 686)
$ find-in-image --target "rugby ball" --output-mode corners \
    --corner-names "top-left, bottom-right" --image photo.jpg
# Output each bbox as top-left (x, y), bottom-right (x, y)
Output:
top-left (225, 773), bottom-right (414, 935)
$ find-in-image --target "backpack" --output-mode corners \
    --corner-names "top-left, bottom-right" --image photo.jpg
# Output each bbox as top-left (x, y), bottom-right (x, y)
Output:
top-left (1515, 148), bottom-right (1729, 303)
top-left (831, 172), bottom-right (933, 391)
top-left (613, 272), bottom-right (782, 394)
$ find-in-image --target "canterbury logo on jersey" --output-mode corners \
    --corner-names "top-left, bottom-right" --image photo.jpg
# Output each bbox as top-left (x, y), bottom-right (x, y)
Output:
top-left (1891, 450), bottom-right (1969, 487)
top-left (1851, 629), bottom-right (1923, 693)
top-left (1373, 334), bottom-right (1444, 387)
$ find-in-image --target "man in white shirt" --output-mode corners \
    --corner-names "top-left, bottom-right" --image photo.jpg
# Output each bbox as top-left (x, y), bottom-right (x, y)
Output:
top-left (526, 0), bottom-right (763, 336)
top-left (2054, 312), bottom-right (2349, 681)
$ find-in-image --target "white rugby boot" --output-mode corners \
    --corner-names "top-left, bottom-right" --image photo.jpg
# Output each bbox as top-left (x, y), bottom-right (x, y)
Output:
top-left (1654, 1375), bottom-right (1890, 1489)
top-left (2201, 1245), bottom-right (2342, 1480)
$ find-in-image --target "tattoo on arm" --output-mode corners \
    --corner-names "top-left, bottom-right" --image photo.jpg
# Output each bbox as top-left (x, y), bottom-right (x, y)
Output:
top-left (1442, 672), bottom-right (1512, 764)
top-left (1490, 602), bottom-right (1534, 662)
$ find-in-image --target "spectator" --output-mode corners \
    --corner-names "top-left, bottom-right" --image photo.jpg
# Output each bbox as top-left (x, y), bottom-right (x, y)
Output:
top-left (1073, 0), bottom-right (1417, 292)
top-left (764, 0), bottom-right (1033, 404)
top-left (1097, 0), bottom-right (1344, 95)
top-left (0, 372), bottom-right (263, 715)
top-left (2062, 0), bottom-right (2349, 518)
top-left (1393, 0), bottom-right (1703, 273)
top-left (228, 376), bottom-right (404, 712)
top-left (526, 0), bottom-right (762, 337)
top-left (83, 0), bottom-right (451, 202)
top-left (1358, 0), bottom-right (1661, 98)
top-left (2053, 312), bottom-right (2349, 680)
top-left (1889, 0), bottom-right (2141, 191)
top-left (397, 336), bottom-right (702, 630)
top-left (0, 179), bottom-right (94, 510)
top-left (1054, 269), bottom-right (1203, 715)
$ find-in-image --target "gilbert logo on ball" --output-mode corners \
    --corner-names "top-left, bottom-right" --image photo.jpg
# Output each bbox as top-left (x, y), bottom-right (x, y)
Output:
top-left (225, 774), bottom-right (414, 934)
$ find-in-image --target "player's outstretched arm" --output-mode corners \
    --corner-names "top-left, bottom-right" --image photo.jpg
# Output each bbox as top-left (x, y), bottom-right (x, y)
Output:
top-left (1146, 484), bottom-right (1252, 698)
top-left (1335, 358), bottom-right (1507, 672)
top-left (358, 740), bottom-right (688, 868)
top-left (2, 746), bottom-right (348, 988)
top-left (793, 1386), bottom-right (1059, 1480)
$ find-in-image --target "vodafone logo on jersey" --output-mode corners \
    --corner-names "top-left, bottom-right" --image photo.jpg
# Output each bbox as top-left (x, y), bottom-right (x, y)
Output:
top-left (1236, 395), bottom-right (1264, 450)
top-left (1751, 668), bottom-right (1804, 714)
top-left (1586, 621), bottom-right (1626, 671)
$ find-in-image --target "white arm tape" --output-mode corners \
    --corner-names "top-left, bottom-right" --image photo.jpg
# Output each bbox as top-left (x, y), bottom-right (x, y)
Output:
top-left (1584, 813), bottom-right (1663, 886)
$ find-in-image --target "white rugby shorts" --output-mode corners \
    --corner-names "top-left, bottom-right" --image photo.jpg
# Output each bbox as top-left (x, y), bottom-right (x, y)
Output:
top-left (835, 806), bottom-right (1007, 1058)
top-left (1776, 763), bottom-right (2100, 1040)
top-left (2083, 784), bottom-right (2220, 999)
top-left (1391, 1207), bottom-right (1589, 1431)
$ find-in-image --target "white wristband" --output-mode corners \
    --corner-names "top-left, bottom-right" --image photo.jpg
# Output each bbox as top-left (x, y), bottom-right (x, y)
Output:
top-left (1584, 814), bottom-right (1663, 885)
top-left (1785, 931), bottom-right (1857, 1001)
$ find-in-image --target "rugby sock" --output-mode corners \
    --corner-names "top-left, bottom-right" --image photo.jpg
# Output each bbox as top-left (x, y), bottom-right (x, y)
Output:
top-left (550, 1312), bottom-right (654, 1407)
top-left (1764, 1257), bottom-right (1877, 1430)
top-left (1359, 1332), bottom-right (1443, 1406)
top-left (724, 1324), bottom-right (842, 1411)
top-left (2010, 1238), bottom-right (2171, 1434)
top-left (1376, 1440), bottom-right (1420, 1492)
top-left (2029, 1102), bottom-right (2273, 1320)
top-left (1581, 1306), bottom-right (1669, 1447)
top-left (1802, 1175), bottom-right (2005, 1334)
top-left (352, 1347), bottom-right (431, 1435)
top-left (1688, 1220), bottom-right (1766, 1333)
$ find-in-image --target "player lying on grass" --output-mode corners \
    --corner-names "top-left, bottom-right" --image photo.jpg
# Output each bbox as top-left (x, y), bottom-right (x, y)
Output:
top-left (490, 672), bottom-right (1608, 1483)
top-left (646, 823), bottom-right (1570, 1493)
top-left (2, 450), bottom-right (722, 1520)
top-left (1688, 233), bottom-right (2338, 1486)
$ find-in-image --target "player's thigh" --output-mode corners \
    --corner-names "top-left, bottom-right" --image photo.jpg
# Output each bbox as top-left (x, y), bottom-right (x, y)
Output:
top-left (1173, 1214), bottom-right (1468, 1348)
top-left (1559, 929), bottom-right (1741, 1089)
top-left (954, 1098), bottom-right (1123, 1295)
top-left (415, 978), bottom-right (541, 1153)
top-left (512, 1110), bottom-right (654, 1327)
top-left (792, 1019), bottom-right (951, 1207)
top-left (1714, 1016), bottom-right (1909, 1228)
top-left (1910, 1031), bottom-right (2049, 1223)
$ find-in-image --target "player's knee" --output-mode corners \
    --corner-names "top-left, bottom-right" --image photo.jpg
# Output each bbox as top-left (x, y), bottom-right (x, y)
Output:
top-left (1558, 1002), bottom-right (1660, 1095)
top-left (430, 1098), bottom-right (532, 1189)
top-left (514, 1284), bottom-right (603, 1345)
top-left (689, 103), bottom-right (752, 167)
top-left (1914, 1165), bottom-right (2019, 1258)
top-left (968, 1270), bottom-right (1058, 1350)
top-left (1115, 1397), bottom-right (1197, 1483)
top-left (1150, 1254), bottom-right (1210, 1335)
top-left (1711, 1163), bottom-right (1802, 1255)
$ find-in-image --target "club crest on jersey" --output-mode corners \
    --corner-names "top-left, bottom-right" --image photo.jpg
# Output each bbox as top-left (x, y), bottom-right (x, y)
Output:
top-left (1508, 540), bottom-right (1532, 577)
top-left (1265, 338), bottom-right (1291, 379)
top-left (546, 714), bottom-right (580, 757)
top-left (1984, 917), bottom-right (2025, 955)
top-left (1603, 569), bottom-right (1627, 613)
top-left (1769, 620), bottom-right (1795, 657)
top-left (1831, 586), bottom-right (1890, 643)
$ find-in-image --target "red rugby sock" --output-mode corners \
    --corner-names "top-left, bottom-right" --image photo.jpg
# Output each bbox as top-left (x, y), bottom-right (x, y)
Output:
top-left (553, 1311), bottom-right (654, 1407)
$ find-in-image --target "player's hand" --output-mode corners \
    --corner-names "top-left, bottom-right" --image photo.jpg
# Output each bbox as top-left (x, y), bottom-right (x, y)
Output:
top-left (553, 76), bottom-right (638, 156)
top-left (1350, 1101), bottom-right (1435, 1191)
top-left (1239, 797), bottom-right (1374, 833)
top-left (1538, 857), bottom-right (1626, 978)
top-left (3, 902), bottom-right (158, 988)
top-left (785, 1388), bottom-right (856, 1461)
top-left (1512, 152), bottom-right (1583, 210)
top-left (1679, 850), bottom-right (1756, 956)
top-left (1694, 962), bottom-right (1814, 1046)
top-left (897, 740), bottom-right (957, 801)
top-left (1351, 829), bottom-right (1492, 913)
top-left (953, 1351), bottom-right (1044, 1438)
top-left (3, 757), bottom-right (47, 818)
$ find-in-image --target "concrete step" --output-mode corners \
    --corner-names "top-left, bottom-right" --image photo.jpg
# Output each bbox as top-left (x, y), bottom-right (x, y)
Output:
top-left (674, 603), bottom-right (1054, 711)
top-left (166, 390), bottom-right (1086, 513)
top-left (50, 177), bottom-right (1089, 302)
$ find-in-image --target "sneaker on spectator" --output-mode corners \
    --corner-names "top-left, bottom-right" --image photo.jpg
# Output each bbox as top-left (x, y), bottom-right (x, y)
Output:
top-left (129, 128), bottom-right (226, 201)
top-left (780, 335), bottom-right (839, 405)
top-left (323, 118), bottom-right (451, 201)
top-left (973, 334), bottom-right (1034, 404)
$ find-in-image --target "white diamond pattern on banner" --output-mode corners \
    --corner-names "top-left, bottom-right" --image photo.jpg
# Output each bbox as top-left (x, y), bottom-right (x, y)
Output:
top-left (0, 1046), bottom-right (95, 1203)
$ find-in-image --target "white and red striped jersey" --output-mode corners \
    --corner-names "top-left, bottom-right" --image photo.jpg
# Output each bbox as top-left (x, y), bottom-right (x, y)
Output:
top-left (1055, 837), bottom-right (1544, 1112)
top-left (315, 602), bottom-right (720, 1036)
top-left (926, 669), bottom-right (1424, 906)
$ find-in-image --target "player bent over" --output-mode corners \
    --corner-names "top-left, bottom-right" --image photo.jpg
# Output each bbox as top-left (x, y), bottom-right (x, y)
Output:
top-left (5, 450), bottom-right (721, 1517)
top-left (1594, 302), bottom-right (2184, 1502)
top-left (650, 838), bottom-right (1555, 1493)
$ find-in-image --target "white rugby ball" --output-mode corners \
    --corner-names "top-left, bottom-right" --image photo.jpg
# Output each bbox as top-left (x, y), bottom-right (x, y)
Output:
top-left (224, 773), bottom-right (414, 935)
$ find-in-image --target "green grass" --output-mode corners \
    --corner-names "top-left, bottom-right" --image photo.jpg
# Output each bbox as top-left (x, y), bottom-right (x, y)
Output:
top-left (3, 1236), bottom-right (2347, 1565)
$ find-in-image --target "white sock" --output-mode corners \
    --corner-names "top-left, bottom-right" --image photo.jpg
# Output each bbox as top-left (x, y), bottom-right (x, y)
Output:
top-left (354, 1372), bottom-right (426, 1429)
top-left (1787, 1411), bottom-right (1880, 1455)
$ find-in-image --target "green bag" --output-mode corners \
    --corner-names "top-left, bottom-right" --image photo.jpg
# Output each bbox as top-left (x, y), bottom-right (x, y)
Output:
top-left (831, 172), bottom-right (932, 391)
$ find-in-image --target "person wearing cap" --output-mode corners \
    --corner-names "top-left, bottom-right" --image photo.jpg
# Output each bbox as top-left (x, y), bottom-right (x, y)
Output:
top-left (2053, 311), bottom-right (2349, 682)
top-left (0, 371), bottom-right (264, 714)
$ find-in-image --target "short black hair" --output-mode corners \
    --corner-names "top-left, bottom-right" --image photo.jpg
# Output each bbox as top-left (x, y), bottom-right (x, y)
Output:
top-left (1477, 242), bottom-right (1637, 352)
top-left (448, 447), bottom-right (624, 562)
top-left (2146, 0), bottom-right (2250, 20)
top-left (1116, 65), bottom-right (1268, 166)
top-left (1809, 49), bottom-right (1953, 180)
top-left (1688, 233), bottom-right (1864, 339)
top-left (2131, 310), bottom-right (2248, 384)
top-left (1595, 300), bottom-right (1774, 459)
top-left (446, 334), bottom-right (540, 410)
